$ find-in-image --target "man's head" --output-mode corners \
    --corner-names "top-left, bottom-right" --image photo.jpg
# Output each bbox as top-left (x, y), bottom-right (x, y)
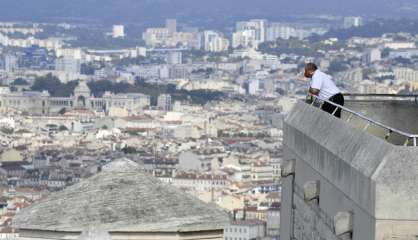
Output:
top-left (304, 63), bottom-right (318, 78)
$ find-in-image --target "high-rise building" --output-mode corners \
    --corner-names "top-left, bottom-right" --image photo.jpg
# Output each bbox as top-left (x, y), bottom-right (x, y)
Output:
top-left (343, 16), bottom-right (363, 29)
top-left (166, 51), bottom-right (182, 65)
top-left (166, 19), bottom-right (177, 35)
top-left (203, 31), bottom-right (230, 52)
top-left (363, 48), bottom-right (382, 64)
top-left (236, 19), bottom-right (268, 45)
top-left (142, 28), bottom-right (170, 47)
top-left (232, 30), bottom-right (257, 49)
top-left (248, 79), bottom-right (259, 95)
top-left (157, 94), bottom-right (172, 111)
top-left (55, 57), bottom-right (81, 79)
top-left (112, 25), bottom-right (125, 38)
top-left (3, 54), bottom-right (18, 72)
top-left (266, 23), bottom-right (295, 41)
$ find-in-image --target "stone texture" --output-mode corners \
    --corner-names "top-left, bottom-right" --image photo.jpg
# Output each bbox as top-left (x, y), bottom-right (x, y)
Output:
top-left (281, 100), bottom-right (418, 240)
top-left (13, 158), bottom-right (229, 233)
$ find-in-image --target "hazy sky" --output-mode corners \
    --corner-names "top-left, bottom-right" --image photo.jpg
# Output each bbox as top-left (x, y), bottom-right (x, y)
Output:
top-left (0, 0), bottom-right (417, 25)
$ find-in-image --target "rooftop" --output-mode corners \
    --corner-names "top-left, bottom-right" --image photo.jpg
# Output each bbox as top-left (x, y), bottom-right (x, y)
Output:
top-left (13, 158), bottom-right (229, 233)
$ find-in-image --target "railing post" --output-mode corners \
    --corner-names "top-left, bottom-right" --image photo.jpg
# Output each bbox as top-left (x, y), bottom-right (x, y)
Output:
top-left (384, 130), bottom-right (392, 141)
top-left (332, 107), bottom-right (339, 116)
top-left (363, 122), bottom-right (370, 131)
top-left (346, 113), bottom-right (353, 123)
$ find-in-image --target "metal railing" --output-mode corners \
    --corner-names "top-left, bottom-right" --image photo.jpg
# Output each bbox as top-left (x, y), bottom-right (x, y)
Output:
top-left (306, 94), bottom-right (418, 147)
top-left (344, 93), bottom-right (418, 103)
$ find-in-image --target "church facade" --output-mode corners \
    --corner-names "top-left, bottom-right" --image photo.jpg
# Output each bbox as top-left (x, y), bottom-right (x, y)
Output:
top-left (0, 81), bottom-right (151, 115)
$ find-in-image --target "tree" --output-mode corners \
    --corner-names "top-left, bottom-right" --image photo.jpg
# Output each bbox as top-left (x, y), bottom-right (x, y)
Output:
top-left (122, 146), bottom-right (137, 154)
top-left (58, 125), bottom-right (69, 131)
top-left (12, 78), bottom-right (29, 85)
top-left (31, 74), bottom-right (78, 97)
top-left (0, 127), bottom-right (13, 135)
top-left (58, 108), bottom-right (66, 115)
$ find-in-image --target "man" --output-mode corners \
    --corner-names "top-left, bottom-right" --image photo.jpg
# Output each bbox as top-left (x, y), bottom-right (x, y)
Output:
top-left (304, 63), bottom-right (344, 118)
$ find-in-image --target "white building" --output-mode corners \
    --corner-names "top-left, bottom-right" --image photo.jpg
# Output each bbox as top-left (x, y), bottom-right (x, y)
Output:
top-left (343, 16), bottom-right (363, 28)
top-left (383, 42), bottom-right (416, 50)
top-left (55, 57), bottom-right (81, 82)
top-left (363, 48), bottom-right (381, 63)
top-left (232, 30), bottom-right (257, 49)
top-left (166, 19), bottom-right (177, 35)
top-left (224, 220), bottom-right (266, 240)
top-left (267, 23), bottom-right (295, 41)
top-left (142, 28), bottom-right (170, 47)
top-left (157, 94), bottom-right (172, 111)
top-left (248, 79), bottom-right (260, 95)
top-left (394, 67), bottom-right (418, 83)
top-left (166, 51), bottom-right (182, 65)
top-left (4, 54), bottom-right (18, 72)
top-left (112, 25), bottom-right (125, 38)
top-left (0, 81), bottom-right (151, 115)
top-left (203, 31), bottom-right (230, 52)
top-left (236, 19), bottom-right (268, 44)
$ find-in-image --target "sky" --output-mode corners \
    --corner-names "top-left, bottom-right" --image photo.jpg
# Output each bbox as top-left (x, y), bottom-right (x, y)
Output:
top-left (0, 0), bottom-right (417, 25)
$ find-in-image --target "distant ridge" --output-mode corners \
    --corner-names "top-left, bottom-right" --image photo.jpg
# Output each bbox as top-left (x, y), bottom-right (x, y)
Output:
top-left (0, 0), bottom-right (417, 26)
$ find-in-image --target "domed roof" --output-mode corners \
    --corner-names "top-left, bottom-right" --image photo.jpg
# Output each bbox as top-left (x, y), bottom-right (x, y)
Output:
top-left (13, 158), bottom-right (229, 233)
top-left (74, 81), bottom-right (91, 94)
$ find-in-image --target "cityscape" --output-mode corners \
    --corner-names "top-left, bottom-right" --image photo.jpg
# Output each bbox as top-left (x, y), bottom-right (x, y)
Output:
top-left (0, 1), bottom-right (418, 239)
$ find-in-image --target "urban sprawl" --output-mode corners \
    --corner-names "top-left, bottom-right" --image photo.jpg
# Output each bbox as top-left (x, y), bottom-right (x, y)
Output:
top-left (0, 16), bottom-right (417, 239)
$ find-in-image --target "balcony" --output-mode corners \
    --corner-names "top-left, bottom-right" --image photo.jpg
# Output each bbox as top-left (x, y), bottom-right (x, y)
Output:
top-left (309, 94), bottom-right (418, 146)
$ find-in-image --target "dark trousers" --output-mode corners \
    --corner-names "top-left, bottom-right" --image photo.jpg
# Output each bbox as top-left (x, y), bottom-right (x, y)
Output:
top-left (321, 93), bottom-right (344, 118)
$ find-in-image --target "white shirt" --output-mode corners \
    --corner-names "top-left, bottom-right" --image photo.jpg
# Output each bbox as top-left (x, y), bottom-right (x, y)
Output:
top-left (310, 70), bottom-right (340, 100)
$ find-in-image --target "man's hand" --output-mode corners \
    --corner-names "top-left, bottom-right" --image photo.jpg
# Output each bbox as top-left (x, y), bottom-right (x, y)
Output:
top-left (309, 87), bottom-right (320, 96)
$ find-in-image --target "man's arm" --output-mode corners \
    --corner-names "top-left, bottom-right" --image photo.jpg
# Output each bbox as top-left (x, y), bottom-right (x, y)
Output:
top-left (309, 87), bottom-right (320, 96)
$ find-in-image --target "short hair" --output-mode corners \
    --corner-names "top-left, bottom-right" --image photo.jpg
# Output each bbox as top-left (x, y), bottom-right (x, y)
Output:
top-left (305, 63), bottom-right (318, 71)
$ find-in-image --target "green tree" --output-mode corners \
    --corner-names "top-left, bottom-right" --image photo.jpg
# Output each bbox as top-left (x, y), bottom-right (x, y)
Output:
top-left (12, 78), bottom-right (29, 85)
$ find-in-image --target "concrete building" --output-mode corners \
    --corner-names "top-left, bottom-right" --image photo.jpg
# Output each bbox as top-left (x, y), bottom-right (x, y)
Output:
top-left (203, 31), bottom-right (230, 52)
top-left (166, 51), bottom-right (182, 65)
top-left (0, 81), bottom-right (150, 115)
top-left (383, 42), bottom-right (416, 50)
top-left (55, 57), bottom-right (81, 81)
top-left (266, 23), bottom-right (295, 41)
top-left (157, 94), bottom-right (172, 111)
top-left (112, 25), bottom-right (125, 38)
top-left (232, 29), bottom-right (257, 49)
top-left (248, 79), bottom-right (260, 95)
top-left (280, 97), bottom-right (418, 240)
top-left (266, 203), bottom-right (281, 239)
top-left (363, 48), bottom-right (381, 64)
top-left (224, 220), bottom-right (266, 240)
top-left (142, 28), bottom-right (170, 47)
top-left (3, 54), bottom-right (18, 72)
top-left (166, 19), bottom-right (177, 35)
top-left (344, 17), bottom-right (363, 29)
top-left (236, 19), bottom-right (268, 45)
top-left (394, 67), bottom-right (418, 83)
top-left (13, 159), bottom-right (230, 239)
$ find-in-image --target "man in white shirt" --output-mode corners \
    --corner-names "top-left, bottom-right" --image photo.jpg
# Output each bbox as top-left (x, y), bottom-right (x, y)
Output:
top-left (304, 63), bottom-right (344, 118)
